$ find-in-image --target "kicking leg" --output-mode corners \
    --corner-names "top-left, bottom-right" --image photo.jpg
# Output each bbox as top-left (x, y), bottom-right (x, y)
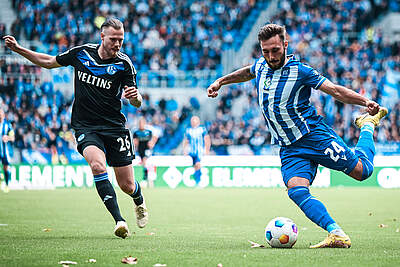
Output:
top-left (350, 107), bottom-right (388, 181)
top-left (114, 164), bottom-right (148, 228)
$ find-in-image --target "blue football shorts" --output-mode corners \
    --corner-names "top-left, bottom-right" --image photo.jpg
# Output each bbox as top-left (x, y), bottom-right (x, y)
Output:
top-left (280, 121), bottom-right (359, 186)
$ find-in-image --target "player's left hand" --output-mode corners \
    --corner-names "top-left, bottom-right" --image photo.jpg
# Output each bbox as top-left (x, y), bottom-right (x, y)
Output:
top-left (123, 85), bottom-right (138, 100)
top-left (366, 100), bottom-right (379, 115)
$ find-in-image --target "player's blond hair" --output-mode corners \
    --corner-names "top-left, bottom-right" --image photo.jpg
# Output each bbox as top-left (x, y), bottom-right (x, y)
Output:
top-left (101, 18), bottom-right (123, 32)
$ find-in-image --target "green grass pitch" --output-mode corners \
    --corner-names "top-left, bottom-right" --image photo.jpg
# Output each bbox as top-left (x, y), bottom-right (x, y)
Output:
top-left (0, 187), bottom-right (399, 267)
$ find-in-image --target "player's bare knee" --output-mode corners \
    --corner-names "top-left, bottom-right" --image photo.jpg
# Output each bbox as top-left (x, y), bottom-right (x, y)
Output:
top-left (287, 177), bottom-right (310, 189)
top-left (349, 160), bottom-right (369, 181)
top-left (90, 161), bottom-right (107, 175)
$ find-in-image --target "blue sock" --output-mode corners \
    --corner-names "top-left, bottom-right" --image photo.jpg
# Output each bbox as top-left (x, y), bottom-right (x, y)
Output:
top-left (288, 186), bottom-right (339, 232)
top-left (130, 180), bottom-right (143, 206)
top-left (193, 169), bottom-right (201, 185)
top-left (354, 124), bottom-right (375, 180)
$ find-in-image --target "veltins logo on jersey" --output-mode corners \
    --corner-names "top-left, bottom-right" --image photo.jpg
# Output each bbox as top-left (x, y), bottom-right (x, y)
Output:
top-left (77, 134), bottom-right (85, 142)
top-left (77, 70), bottom-right (112, 89)
top-left (107, 65), bottom-right (117, 75)
top-left (264, 77), bottom-right (271, 92)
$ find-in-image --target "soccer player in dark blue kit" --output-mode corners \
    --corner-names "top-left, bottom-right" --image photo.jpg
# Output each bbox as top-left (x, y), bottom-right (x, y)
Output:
top-left (207, 24), bottom-right (388, 248)
top-left (133, 117), bottom-right (157, 188)
top-left (3, 18), bottom-right (148, 238)
top-left (0, 108), bottom-right (14, 193)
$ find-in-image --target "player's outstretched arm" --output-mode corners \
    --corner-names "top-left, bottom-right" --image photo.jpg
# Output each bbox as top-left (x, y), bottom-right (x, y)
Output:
top-left (318, 79), bottom-right (380, 115)
top-left (207, 65), bottom-right (255, 98)
top-left (3, 35), bottom-right (61, 69)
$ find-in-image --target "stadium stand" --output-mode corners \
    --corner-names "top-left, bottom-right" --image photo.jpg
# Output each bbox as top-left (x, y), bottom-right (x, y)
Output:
top-left (0, 0), bottom-right (399, 163)
top-left (9, 0), bottom-right (267, 87)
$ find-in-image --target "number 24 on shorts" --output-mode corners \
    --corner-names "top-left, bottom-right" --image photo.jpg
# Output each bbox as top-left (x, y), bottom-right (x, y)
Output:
top-left (324, 141), bottom-right (346, 162)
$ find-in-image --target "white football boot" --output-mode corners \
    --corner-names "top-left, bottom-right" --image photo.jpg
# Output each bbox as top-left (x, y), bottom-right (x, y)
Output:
top-left (114, 221), bottom-right (130, 239)
top-left (135, 201), bottom-right (149, 228)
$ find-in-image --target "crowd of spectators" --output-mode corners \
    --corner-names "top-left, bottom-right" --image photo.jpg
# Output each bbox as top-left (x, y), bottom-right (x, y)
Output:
top-left (9, 0), bottom-right (261, 72)
top-left (0, 0), bottom-right (399, 163)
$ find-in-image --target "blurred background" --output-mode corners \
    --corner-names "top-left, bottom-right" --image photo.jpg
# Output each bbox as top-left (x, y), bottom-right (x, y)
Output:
top-left (0, 0), bottom-right (399, 165)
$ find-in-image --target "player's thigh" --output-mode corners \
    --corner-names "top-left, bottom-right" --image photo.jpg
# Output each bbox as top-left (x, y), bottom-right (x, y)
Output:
top-left (103, 129), bottom-right (135, 167)
top-left (280, 148), bottom-right (318, 187)
top-left (309, 131), bottom-right (358, 174)
top-left (75, 130), bottom-right (105, 155)
top-left (75, 131), bottom-right (107, 172)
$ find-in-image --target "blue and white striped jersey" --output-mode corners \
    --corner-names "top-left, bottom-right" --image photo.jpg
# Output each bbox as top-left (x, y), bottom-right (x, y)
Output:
top-left (250, 55), bottom-right (326, 146)
top-left (185, 126), bottom-right (208, 156)
top-left (0, 119), bottom-right (13, 159)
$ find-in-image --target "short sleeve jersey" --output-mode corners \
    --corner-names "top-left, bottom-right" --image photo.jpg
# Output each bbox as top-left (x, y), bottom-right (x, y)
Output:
top-left (56, 44), bottom-right (137, 130)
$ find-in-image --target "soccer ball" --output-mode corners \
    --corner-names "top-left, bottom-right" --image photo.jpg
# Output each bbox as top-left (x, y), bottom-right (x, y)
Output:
top-left (265, 217), bottom-right (298, 248)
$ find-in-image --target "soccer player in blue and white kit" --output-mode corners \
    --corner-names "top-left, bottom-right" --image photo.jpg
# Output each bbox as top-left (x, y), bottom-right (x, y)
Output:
top-left (183, 116), bottom-right (211, 186)
top-left (207, 24), bottom-right (388, 248)
top-left (0, 108), bottom-right (14, 193)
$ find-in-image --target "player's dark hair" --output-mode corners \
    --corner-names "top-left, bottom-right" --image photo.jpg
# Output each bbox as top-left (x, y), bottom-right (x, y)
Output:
top-left (258, 24), bottom-right (286, 44)
top-left (101, 18), bottom-right (123, 32)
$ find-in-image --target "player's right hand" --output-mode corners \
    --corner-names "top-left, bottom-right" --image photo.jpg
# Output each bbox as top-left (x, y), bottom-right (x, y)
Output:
top-left (3, 35), bottom-right (19, 51)
top-left (207, 80), bottom-right (221, 98)
top-left (365, 100), bottom-right (379, 115)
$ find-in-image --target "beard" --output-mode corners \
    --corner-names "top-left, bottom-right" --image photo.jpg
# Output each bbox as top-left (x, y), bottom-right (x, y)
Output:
top-left (266, 50), bottom-right (286, 70)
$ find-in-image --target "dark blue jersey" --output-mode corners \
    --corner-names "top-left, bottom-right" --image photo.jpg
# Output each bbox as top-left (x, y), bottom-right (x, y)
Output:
top-left (56, 44), bottom-right (137, 130)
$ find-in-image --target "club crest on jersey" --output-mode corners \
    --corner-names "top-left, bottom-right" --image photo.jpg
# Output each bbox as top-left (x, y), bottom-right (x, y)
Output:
top-left (107, 65), bottom-right (117, 75)
top-left (264, 77), bottom-right (271, 92)
top-left (77, 134), bottom-right (85, 142)
top-left (282, 68), bottom-right (290, 76)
